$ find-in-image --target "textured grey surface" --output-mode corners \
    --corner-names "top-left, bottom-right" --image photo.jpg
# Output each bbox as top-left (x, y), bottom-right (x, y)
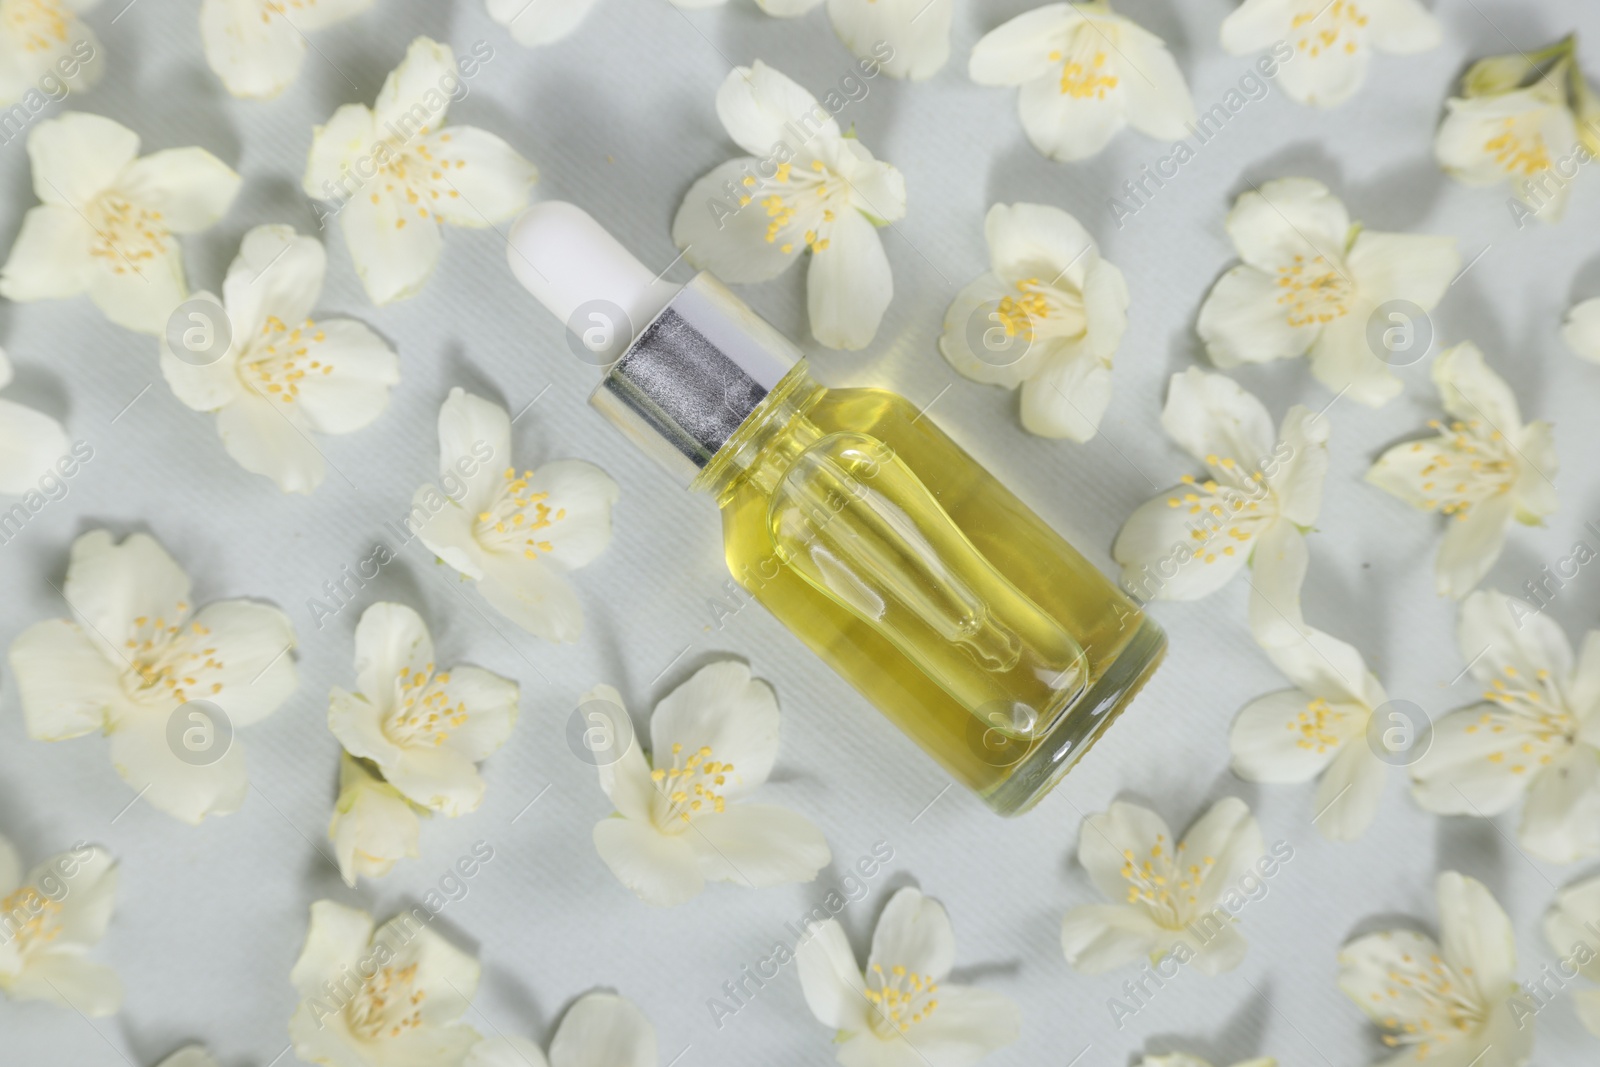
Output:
top-left (1, 0), bottom-right (1598, 1064)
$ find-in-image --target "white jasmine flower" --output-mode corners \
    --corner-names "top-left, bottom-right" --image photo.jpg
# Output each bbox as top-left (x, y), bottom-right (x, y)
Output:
top-left (1410, 590), bottom-right (1600, 865)
top-left (415, 388), bottom-right (618, 642)
top-left (1197, 177), bottom-right (1459, 407)
top-left (8, 529), bottom-right (297, 823)
top-left (1061, 798), bottom-right (1266, 974)
top-left (1543, 874), bottom-right (1600, 1036)
top-left (160, 224), bottom-right (399, 494)
top-left (288, 899), bottom-right (482, 1067)
top-left (969, 1), bottom-right (1195, 162)
top-left (1220, 0), bottom-right (1440, 108)
top-left (0, 346), bottom-right (69, 494)
top-left (1138, 1055), bottom-right (1274, 1067)
top-left (0, 112), bottom-right (240, 334)
top-left (154, 1049), bottom-right (219, 1067)
top-left (938, 202), bottom-right (1129, 441)
top-left (201, 0), bottom-right (372, 99)
top-left (303, 36), bottom-right (538, 305)
top-left (328, 602), bottom-right (518, 818)
top-left (1231, 621), bottom-right (1390, 841)
top-left (328, 752), bottom-right (423, 887)
top-left (1338, 872), bottom-right (1530, 1067)
top-left (0, 0), bottom-right (103, 107)
top-left (486, 0), bottom-right (600, 47)
top-left (589, 661), bottom-right (830, 907)
top-left (1365, 342), bottom-right (1557, 598)
top-left (1434, 39), bottom-right (1595, 224)
top-left (796, 886), bottom-right (1020, 1066)
top-left (464, 992), bottom-right (656, 1067)
top-left (1561, 296), bottom-right (1600, 363)
top-left (671, 61), bottom-right (907, 350)
top-left (1112, 369), bottom-right (1329, 636)
top-left (0, 836), bottom-right (120, 1016)
top-left (742, 0), bottom-right (951, 79)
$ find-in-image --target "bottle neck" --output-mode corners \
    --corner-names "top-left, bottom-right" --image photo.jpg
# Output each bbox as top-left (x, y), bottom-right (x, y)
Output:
top-left (692, 362), bottom-right (825, 504)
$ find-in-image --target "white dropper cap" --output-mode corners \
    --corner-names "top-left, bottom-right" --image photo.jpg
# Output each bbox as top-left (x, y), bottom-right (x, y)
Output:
top-left (506, 201), bottom-right (678, 343)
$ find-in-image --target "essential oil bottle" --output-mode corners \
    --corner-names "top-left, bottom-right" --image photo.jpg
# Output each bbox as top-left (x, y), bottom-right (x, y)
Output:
top-left (507, 203), bottom-right (1165, 815)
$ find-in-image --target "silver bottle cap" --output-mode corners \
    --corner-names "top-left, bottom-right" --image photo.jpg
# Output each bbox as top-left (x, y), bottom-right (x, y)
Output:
top-left (590, 271), bottom-right (801, 486)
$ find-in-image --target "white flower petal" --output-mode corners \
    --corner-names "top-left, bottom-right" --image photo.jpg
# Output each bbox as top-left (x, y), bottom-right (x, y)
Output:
top-left (487, 0), bottom-right (602, 46)
top-left (1562, 297), bottom-right (1600, 363)
top-left (1113, 490), bottom-right (1257, 600)
top-left (200, 0), bottom-right (309, 99)
top-left (1019, 348), bottom-right (1112, 441)
top-left (353, 601), bottom-right (433, 708)
top-left (114, 147), bottom-right (240, 234)
top-left (1016, 72), bottom-right (1126, 161)
top-left (106, 706), bottom-right (249, 823)
top-left (1517, 745), bottom-right (1600, 863)
top-left (1179, 797), bottom-right (1266, 910)
top-left (215, 391), bottom-right (327, 493)
top-left (1247, 518), bottom-right (1307, 644)
top-left (969, 5), bottom-right (1073, 86)
top-left (3, 952), bottom-right (122, 1016)
top-left (467, 1036), bottom-right (551, 1067)
top-left (86, 242), bottom-right (189, 335)
top-left (436, 386), bottom-right (512, 515)
top-left (898, 984), bottom-right (1020, 1063)
top-left (329, 755), bottom-right (421, 886)
top-left (61, 528), bottom-right (191, 657)
top-left (222, 224), bottom-right (325, 338)
top-left (154, 1046), bottom-right (220, 1067)
top-left (1314, 741), bottom-right (1387, 841)
top-left (10, 637), bottom-right (119, 742)
top-left (434, 665), bottom-right (518, 762)
top-left (1117, 21), bottom-right (1196, 140)
top-left (1275, 35), bottom-right (1371, 108)
top-left (0, 205), bottom-right (92, 301)
top-left (418, 126), bottom-right (538, 228)
top-left (1197, 265), bottom-right (1317, 367)
top-left (160, 293), bottom-right (243, 414)
top-left (1226, 177), bottom-right (1350, 272)
top-left (1437, 871), bottom-right (1517, 993)
top-left (1219, 0), bottom-right (1294, 54)
top-left (1305, 304), bottom-right (1402, 407)
top-left (938, 274), bottom-right (1042, 388)
top-left (673, 158), bottom-right (804, 284)
top-left (374, 917), bottom-right (481, 1026)
top-left (716, 61), bottom-right (836, 157)
top-left (805, 207), bottom-right (892, 350)
top-left (1159, 367), bottom-right (1278, 470)
top-left (337, 188), bottom-right (445, 305)
top-left (867, 887), bottom-right (955, 981)
top-left (592, 692), bottom-right (655, 823)
top-left (689, 804), bottom-right (829, 887)
top-left (592, 816), bottom-right (704, 906)
top-left (795, 919), bottom-right (871, 1032)
top-left (1434, 489), bottom-right (1512, 598)
top-left (987, 201), bottom-right (1097, 291)
top-left (1368, 0), bottom-right (1443, 52)
top-left (1060, 904), bottom-right (1165, 972)
top-left (372, 36), bottom-right (455, 132)
top-left (1346, 230), bottom-right (1459, 314)
top-left (185, 598), bottom-right (297, 727)
top-left (26, 112), bottom-right (139, 208)
top-left (416, 499), bottom-right (487, 580)
top-left (1077, 800), bottom-right (1173, 901)
top-left (827, 0), bottom-right (951, 81)
top-left (649, 660), bottom-right (780, 795)
top-left (31, 844), bottom-right (117, 946)
top-left (478, 551), bottom-right (585, 642)
top-left (1338, 928), bottom-right (1445, 1022)
top-left (1433, 341), bottom-right (1522, 430)
top-left (1266, 404), bottom-right (1328, 526)
top-left (548, 993), bottom-right (655, 1067)
top-left (520, 459), bottom-right (619, 569)
top-left (328, 688), bottom-right (403, 766)
top-left (303, 103), bottom-right (378, 196)
top-left (0, 396), bottom-right (68, 495)
top-left (384, 745), bottom-right (485, 815)
top-left (1230, 689), bottom-right (1349, 783)
top-left (1457, 589), bottom-right (1574, 688)
top-left (288, 319), bottom-right (400, 435)
top-left (1410, 704), bottom-right (1530, 815)
top-left (289, 899), bottom-right (373, 996)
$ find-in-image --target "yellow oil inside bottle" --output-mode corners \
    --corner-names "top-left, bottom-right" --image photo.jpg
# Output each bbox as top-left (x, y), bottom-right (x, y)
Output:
top-left (704, 371), bottom-right (1165, 814)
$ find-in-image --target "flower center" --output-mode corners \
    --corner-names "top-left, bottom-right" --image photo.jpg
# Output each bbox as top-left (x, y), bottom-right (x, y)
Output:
top-left (1483, 115), bottom-right (1553, 178)
top-left (87, 195), bottom-right (170, 278)
top-left (474, 468), bottom-right (565, 559)
top-left (1289, 697), bottom-right (1357, 753)
top-left (0, 887), bottom-right (63, 951)
top-left (1050, 33), bottom-right (1118, 99)
top-left (1409, 419), bottom-right (1517, 519)
top-left (345, 961), bottom-right (426, 1040)
top-left (2, 0), bottom-right (70, 52)
top-left (1371, 944), bottom-right (1486, 1058)
top-left (994, 278), bottom-right (1087, 344)
top-left (385, 663), bottom-right (467, 748)
top-left (1466, 664), bottom-right (1577, 774)
top-left (1165, 464), bottom-right (1270, 565)
top-left (751, 159), bottom-right (848, 255)
top-left (120, 605), bottom-right (226, 706)
top-left (242, 315), bottom-right (333, 404)
top-left (1276, 254), bottom-right (1353, 327)
top-left (864, 962), bottom-right (939, 1036)
top-left (650, 742), bottom-right (731, 827)
top-left (374, 131), bottom-right (468, 231)
top-left (1291, 0), bottom-right (1369, 58)
top-left (1118, 833), bottom-right (1217, 927)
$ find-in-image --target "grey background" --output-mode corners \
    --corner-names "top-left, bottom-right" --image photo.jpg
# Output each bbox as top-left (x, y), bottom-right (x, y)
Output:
top-left (1, 0), bottom-right (1598, 1064)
